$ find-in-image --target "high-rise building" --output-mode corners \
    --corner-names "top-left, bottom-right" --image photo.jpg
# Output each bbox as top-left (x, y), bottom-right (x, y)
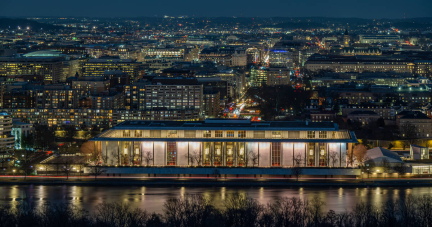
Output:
top-left (82, 57), bottom-right (141, 81)
top-left (0, 112), bottom-right (15, 151)
top-left (250, 66), bottom-right (267, 87)
top-left (203, 90), bottom-right (220, 118)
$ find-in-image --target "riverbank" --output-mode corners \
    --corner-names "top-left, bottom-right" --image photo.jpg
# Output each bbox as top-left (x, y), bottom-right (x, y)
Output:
top-left (1, 176), bottom-right (432, 187)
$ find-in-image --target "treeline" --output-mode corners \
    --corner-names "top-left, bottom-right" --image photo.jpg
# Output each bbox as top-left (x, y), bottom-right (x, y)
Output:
top-left (2, 194), bottom-right (432, 227)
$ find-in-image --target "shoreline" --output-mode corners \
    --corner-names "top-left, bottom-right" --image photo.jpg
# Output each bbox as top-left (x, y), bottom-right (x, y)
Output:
top-left (1, 177), bottom-right (432, 187)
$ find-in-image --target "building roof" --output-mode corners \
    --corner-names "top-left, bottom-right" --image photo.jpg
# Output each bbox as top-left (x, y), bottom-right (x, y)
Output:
top-left (400, 112), bottom-right (430, 120)
top-left (366, 147), bottom-right (403, 163)
top-left (110, 119), bottom-right (339, 131)
top-left (347, 110), bottom-right (380, 116)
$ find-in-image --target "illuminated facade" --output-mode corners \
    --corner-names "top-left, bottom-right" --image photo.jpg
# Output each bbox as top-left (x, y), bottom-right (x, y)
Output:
top-left (305, 55), bottom-right (415, 73)
top-left (82, 58), bottom-right (140, 81)
top-left (0, 112), bottom-right (15, 151)
top-left (266, 68), bottom-right (290, 86)
top-left (0, 57), bottom-right (63, 83)
top-left (91, 119), bottom-right (357, 167)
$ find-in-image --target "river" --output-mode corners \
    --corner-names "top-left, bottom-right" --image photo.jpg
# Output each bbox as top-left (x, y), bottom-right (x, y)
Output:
top-left (0, 185), bottom-right (431, 213)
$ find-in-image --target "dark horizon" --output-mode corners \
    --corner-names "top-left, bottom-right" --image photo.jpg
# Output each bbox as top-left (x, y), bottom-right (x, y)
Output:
top-left (1, 0), bottom-right (431, 19)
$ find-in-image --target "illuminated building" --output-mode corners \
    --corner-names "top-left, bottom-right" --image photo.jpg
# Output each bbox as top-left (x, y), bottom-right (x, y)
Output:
top-left (343, 29), bottom-right (350, 47)
top-left (268, 50), bottom-right (294, 68)
top-left (11, 120), bottom-right (33, 149)
top-left (91, 93), bottom-right (125, 109)
top-left (70, 76), bottom-right (111, 96)
top-left (0, 112), bottom-right (15, 151)
top-left (82, 57), bottom-right (140, 81)
top-left (250, 66), bottom-right (267, 87)
top-left (0, 56), bottom-right (63, 83)
top-left (0, 51), bottom-right (78, 83)
top-left (231, 47), bottom-right (247, 67)
top-left (91, 119), bottom-right (357, 167)
top-left (203, 90), bottom-right (220, 118)
top-left (124, 77), bottom-right (204, 120)
top-left (3, 84), bottom-right (78, 109)
top-left (305, 54), bottom-right (415, 73)
top-left (359, 35), bottom-right (402, 44)
top-left (398, 111), bottom-right (432, 138)
top-left (266, 68), bottom-right (290, 86)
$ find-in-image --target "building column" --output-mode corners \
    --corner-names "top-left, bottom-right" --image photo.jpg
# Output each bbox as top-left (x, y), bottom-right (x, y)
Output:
top-left (117, 141), bottom-right (120, 166)
top-left (258, 142), bottom-right (260, 166)
top-left (105, 141), bottom-right (108, 165)
top-left (211, 142), bottom-right (214, 166)
top-left (292, 143), bottom-right (295, 166)
top-left (315, 142), bottom-right (319, 167)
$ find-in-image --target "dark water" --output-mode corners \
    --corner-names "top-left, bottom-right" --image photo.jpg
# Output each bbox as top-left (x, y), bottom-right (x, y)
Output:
top-left (0, 185), bottom-right (431, 213)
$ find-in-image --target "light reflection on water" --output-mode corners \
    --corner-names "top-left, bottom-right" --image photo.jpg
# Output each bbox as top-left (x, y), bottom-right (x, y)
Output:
top-left (1, 185), bottom-right (432, 214)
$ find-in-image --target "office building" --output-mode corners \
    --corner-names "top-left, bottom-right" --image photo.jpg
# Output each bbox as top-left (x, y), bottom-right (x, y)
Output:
top-left (82, 57), bottom-right (140, 81)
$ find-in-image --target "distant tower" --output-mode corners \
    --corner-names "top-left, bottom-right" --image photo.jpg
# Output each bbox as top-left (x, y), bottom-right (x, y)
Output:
top-left (343, 29), bottom-right (350, 47)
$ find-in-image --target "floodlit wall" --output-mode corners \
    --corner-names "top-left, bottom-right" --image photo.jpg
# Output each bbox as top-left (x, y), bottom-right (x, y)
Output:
top-left (96, 141), bottom-right (351, 167)
top-left (259, 142), bottom-right (270, 167)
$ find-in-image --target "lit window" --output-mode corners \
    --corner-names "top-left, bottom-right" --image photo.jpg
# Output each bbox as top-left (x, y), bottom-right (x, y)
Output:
top-left (203, 130), bottom-right (211, 138)
top-left (319, 131), bottom-right (327, 139)
top-left (307, 131), bottom-right (315, 139)
top-left (272, 131), bottom-right (281, 138)
top-left (168, 130), bottom-right (178, 138)
top-left (238, 130), bottom-right (246, 138)
top-left (215, 130), bottom-right (223, 138)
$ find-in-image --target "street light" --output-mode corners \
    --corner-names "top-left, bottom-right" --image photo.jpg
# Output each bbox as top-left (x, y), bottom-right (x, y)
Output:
top-left (13, 169), bottom-right (15, 178)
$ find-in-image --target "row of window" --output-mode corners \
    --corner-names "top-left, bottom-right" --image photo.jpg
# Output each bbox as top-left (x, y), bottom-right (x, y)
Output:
top-left (121, 130), bottom-right (332, 139)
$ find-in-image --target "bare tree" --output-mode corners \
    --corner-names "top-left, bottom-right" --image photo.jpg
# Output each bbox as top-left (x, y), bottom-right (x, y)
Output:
top-left (293, 154), bottom-right (303, 167)
top-left (76, 163), bottom-right (85, 179)
top-left (292, 167), bottom-right (303, 181)
top-left (101, 152), bottom-right (108, 165)
top-left (393, 163), bottom-right (408, 178)
top-left (245, 150), bottom-right (259, 167)
top-left (62, 161), bottom-right (73, 180)
top-left (39, 163), bottom-right (49, 176)
top-left (191, 151), bottom-right (202, 166)
top-left (353, 144), bottom-right (368, 166)
top-left (329, 151), bottom-right (339, 167)
top-left (111, 150), bottom-right (119, 166)
top-left (89, 165), bottom-right (106, 180)
top-left (91, 147), bottom-right (101, 166)
top-left (54, 162), bottom-right (62, 176)
top-left (143, 151), bottom-right (153, 166)
top-left (186, 151), bottom-right (202, 166)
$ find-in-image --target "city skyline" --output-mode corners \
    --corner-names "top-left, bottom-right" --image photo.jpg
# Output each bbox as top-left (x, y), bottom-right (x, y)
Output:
top-left (1, 0), bottom-right (432, 19)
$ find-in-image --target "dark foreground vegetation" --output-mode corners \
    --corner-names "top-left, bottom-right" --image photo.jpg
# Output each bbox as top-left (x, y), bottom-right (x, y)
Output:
top-left (1, 194), bottom-right (432, 227)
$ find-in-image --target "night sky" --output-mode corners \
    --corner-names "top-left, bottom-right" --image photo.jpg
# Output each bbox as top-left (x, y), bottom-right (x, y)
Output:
top-left (1, 0), bottom-right (431, 19)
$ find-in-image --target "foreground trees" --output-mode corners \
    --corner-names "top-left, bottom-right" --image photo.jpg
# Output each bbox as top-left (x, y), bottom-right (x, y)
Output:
top-left (3, 194), bottom-right (432, 227)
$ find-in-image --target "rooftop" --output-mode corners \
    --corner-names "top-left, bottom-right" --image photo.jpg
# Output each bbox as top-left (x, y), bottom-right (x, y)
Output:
top-left (111, 119), bottom-right (339, 131)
